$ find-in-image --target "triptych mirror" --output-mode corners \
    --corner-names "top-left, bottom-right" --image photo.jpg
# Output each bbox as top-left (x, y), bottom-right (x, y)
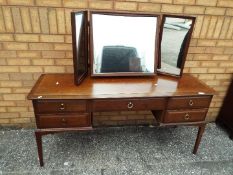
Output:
top-left (71, 11), bottom-right (195, 85)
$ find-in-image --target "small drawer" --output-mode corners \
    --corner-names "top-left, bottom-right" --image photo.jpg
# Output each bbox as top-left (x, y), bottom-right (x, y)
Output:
top-left (35, 100), bottom-right (87, 114)
top-left (167, 96), bottom-right (211, 109)
top-left (38, 113), bottom-right (91, 128)
top-left (92, 98), bottom-right (166, 112)
top-left (163, 109), bottom-right (207, 123)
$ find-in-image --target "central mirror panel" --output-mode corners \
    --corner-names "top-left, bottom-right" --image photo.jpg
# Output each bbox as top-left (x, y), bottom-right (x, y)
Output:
top-left (90, 12), bottom-right (159, 76)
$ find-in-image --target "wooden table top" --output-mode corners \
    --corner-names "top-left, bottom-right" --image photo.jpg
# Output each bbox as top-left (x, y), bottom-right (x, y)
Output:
top-left (28, 73), bottom-right (216, 100)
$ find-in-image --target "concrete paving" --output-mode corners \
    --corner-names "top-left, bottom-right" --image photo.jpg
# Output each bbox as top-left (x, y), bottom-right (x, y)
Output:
top-left (0, 123), bottom-right (233, 175)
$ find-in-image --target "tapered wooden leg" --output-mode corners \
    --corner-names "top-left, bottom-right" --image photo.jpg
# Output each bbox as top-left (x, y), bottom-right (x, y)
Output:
top-left (35, 131), bottom-right (44, 166)
top-left (193, 124), bottom-right (206, 154)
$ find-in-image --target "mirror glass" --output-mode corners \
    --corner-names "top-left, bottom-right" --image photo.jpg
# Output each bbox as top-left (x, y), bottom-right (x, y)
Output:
top-left (72, 11), bottom-right (88, 85)
top-left (75, 13), bottom-right (86, 77)
top-left (91, 13), bottom-right (158, 76)
top-left (75, 13), bottom-right (83, 51)
top-left (158, 16), bottom-right (194, 76)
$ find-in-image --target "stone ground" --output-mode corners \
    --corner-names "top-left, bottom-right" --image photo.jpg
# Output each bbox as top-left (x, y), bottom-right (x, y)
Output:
top-left (0, 123), bottom-right (233, 175)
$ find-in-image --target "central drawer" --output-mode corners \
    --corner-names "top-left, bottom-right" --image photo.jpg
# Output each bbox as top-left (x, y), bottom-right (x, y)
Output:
top-left (34, 100), bottom-right (87, 114)
top-left (38, 113), bottom-right (91, 128)
top-left (92, 98), bottom-right (166, 112)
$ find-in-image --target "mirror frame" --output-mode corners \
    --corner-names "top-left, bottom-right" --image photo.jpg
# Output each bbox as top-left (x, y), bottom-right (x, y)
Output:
top-left (71, 11), bottom-right (88, 85)
top-left (158, 14), bottom-right (196, 77)
top-left (89, 11), bottom-right (160, 77)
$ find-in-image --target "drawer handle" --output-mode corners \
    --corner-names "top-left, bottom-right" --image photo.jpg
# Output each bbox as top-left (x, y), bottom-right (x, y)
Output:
top-left (61, 118), bottom-right (67, 125)
top-left (189, 100), bottom-right (194, 106)
top-left (59, 103), bottom-right (65, 110)
top-left (127, 102), bottom-right (134, 109)
top-left (184, 113), bottom-right (190, 120)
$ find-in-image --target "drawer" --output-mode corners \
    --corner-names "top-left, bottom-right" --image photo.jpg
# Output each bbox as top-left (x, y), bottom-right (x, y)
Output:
top-left (167, 96), bottom-right (211, 109)
top-left (35, 100), bottom-right (87, 114)
top-left (163, 109), bottom-right (207, 123)
top-left (38, 114), bottom-right (91, 128)
top-left (92, 98), bottom-right (166, 112)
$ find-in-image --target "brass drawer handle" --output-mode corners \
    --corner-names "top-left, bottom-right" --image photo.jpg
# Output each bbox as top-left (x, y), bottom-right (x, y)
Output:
top-left (189, 100), bottom-right (194, 106)
top-left (61, 118), bottom-right (67, 126)
top-left (184, 113), bottom-right (190, 120)
top-left (127, 102), bottom-right (134, 109)
top-left (59, 103), bottom-right (65, 110)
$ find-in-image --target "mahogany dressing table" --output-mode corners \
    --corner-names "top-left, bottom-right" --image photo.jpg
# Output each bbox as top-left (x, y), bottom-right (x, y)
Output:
top-left (28, 73), bottom-right (215, 166)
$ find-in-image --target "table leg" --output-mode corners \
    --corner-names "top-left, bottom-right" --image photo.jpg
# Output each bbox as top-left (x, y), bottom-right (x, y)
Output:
top-left (193, 124), bottom-right (206, 154)
top-left (35, 131), bottom-right (44, 166)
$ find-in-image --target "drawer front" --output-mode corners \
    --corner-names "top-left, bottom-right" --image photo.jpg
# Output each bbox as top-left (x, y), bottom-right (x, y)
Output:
top-left (38, 114), bottom-right (91, 128)
top-left (163, 109), bottom-right (207, 123)
top-left (35, 100), bottom-right (87, 114)
top-left (167, 96), bottom-right (211, 109)
top-left (92, 98), bottom-right (166, 112)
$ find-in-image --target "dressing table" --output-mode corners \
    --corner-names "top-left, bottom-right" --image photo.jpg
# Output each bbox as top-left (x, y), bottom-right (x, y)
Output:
top-left (28, 11), bottom-right (215, 166)
top-left (28, 73), bottom-right (215, 166)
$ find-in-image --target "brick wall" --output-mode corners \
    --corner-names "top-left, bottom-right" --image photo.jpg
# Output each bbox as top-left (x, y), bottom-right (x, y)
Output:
top-left (0, 0), bottom-right (232, 127)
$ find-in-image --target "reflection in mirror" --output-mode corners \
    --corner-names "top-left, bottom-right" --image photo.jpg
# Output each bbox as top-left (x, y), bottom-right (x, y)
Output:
top-left (91, 13), bottom-right (158, 76)
top-left (71, 11), bottom-right (88, 85)
top-left (75, 13), bottom-right (83, 51)
top-left (75, 13), bottom-right (86, 76)
top-left (158, 16), bottom-right (195, 76)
